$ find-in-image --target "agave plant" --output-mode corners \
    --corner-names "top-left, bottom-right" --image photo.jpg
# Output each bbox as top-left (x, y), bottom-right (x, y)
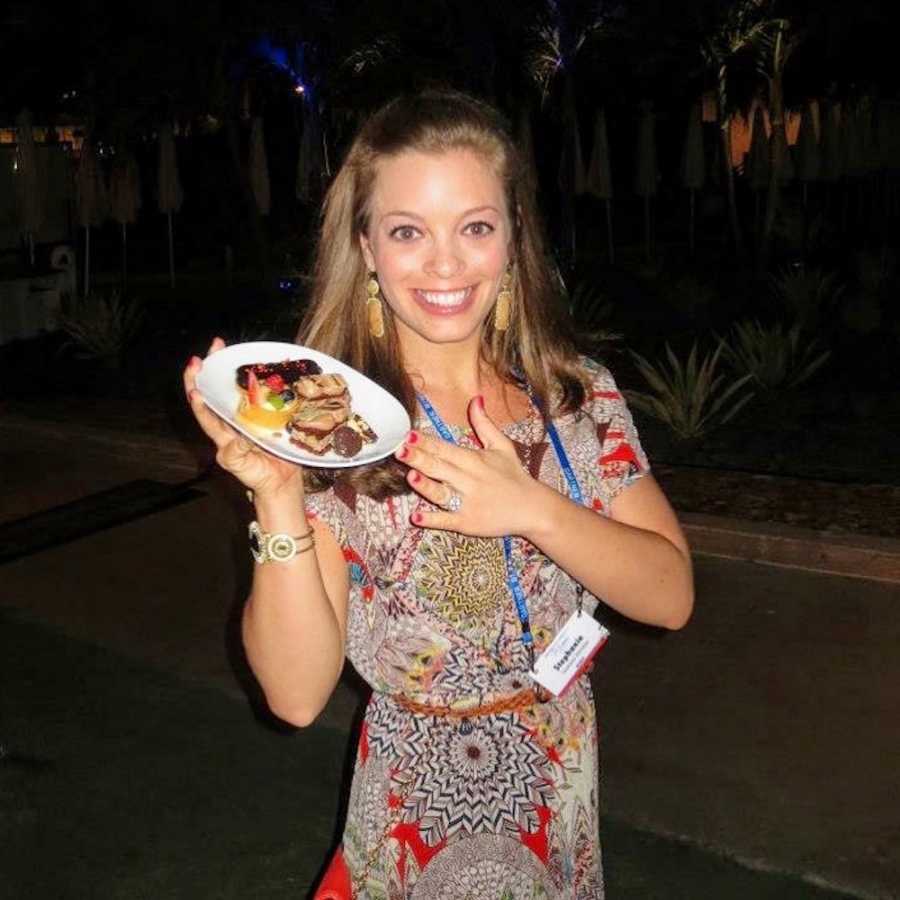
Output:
top-left (769, 266), bottom-right (844, 330)
top-left (625, 341), bottom-right (755, 441)
top-left (721, 319), bottom-right (830, 389)
top-left (58, 291), bottom-right (144, 370)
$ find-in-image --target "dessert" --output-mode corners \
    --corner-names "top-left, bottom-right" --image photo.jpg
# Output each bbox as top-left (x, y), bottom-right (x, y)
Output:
top-left (235, 360), bottom-right (379, 459)
top-left (236, 368), bottom-right (304, 436)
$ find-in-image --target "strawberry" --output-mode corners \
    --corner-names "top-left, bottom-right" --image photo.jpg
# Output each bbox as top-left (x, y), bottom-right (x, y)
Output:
top-left (247, 369), bottom-right (263, 406)
top-left (265, 374), bottom-right (285, 392)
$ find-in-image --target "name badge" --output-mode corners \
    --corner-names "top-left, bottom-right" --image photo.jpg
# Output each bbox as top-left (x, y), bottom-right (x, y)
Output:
top-left (530, 612), bottom-right (609, 698)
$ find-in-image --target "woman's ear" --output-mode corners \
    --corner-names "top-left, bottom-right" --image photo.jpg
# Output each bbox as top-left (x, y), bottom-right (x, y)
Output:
top-left (358, 232), bottom-right (376, 272)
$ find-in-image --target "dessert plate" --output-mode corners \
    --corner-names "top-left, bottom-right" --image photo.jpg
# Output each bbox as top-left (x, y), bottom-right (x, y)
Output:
top-left (195, 341), bottom-right (411, 467)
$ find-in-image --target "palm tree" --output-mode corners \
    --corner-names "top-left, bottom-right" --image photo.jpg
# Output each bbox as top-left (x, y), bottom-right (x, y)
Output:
top-left (702, 0), bottom-right (778, 261)
top-left (680, 100), bottom-right (705, 257)
top-left (756, 17), bottom-right (802, 270)
top-left (527, 0), bottom-right (610, 277)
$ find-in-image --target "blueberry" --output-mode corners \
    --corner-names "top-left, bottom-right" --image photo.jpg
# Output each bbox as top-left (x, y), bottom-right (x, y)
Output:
top-left (280, 389), bottom-right (295, 402)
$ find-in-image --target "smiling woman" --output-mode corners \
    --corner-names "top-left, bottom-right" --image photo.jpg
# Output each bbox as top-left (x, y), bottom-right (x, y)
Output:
top-left (358, 148), bottom-right (511, 361)
top-left (184, 89), bottom-right (693, 900)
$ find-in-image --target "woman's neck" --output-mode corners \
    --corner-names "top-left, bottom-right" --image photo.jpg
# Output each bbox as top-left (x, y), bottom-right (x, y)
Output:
top-left (403, 339), bottom-right (491, 399)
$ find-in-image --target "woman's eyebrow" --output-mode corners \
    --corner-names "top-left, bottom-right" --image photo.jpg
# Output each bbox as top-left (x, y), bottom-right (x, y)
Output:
top-left (380, 205), bottom-right (501, 221)
top-left (381, 210), bottom-right (424, 221)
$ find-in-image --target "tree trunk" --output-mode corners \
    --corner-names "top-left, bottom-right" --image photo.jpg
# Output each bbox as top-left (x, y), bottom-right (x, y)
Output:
top-left (167, 212), bottom-right (175, 289)
top-left (84, 225), bottom-right (90, 298)
top-left (122, 222), bottom-right (128, 294)
top-left (689, 189), bottom-right (696, 257)
top-left (719, 114), bottom-right (745, 260)
top-left (643, 196), bottom-right (652, 262)
top-left (759, 76), bottom-right (784, 272)
top-left (605, 198), bottom-right (615, 264)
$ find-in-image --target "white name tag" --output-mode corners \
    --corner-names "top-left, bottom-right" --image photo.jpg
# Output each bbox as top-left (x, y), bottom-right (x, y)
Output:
top-left (530, 612), bottom-right (609, 698)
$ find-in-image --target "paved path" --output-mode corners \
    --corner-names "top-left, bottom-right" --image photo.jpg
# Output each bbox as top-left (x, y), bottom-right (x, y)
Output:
top-left (2, 426), bottom-right (897, 897)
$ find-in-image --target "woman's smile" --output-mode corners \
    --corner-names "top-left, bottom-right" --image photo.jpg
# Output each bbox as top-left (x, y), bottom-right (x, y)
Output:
top-left (412, 286), bottom-right (476, 313)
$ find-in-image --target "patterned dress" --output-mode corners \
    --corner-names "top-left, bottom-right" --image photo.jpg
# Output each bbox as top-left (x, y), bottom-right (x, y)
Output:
top-left (305, 360), bottom-right (649, 899)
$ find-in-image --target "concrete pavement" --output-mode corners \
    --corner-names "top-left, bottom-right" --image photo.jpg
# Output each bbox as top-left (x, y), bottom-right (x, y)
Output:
top-left (1, 419), bottom-right (897, 897)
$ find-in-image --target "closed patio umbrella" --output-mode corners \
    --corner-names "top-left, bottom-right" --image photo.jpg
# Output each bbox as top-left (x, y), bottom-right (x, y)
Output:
top-left (249, 116), bottom-right (271, 216)
top-left (746, 105), bottom-right (769, 236)
top-left (634, 101), bottom-right (658, 262)
top-left (820, 102), bottom-right (843, 183)
top-left (109, 152), bottom-right (141, 291)
top-left (15, 109), bottom-right (43, 267)
top-left (680, 100), bottom-right (705, 256)
top-left (157, 123), bottom-right (183, 289)
top-left (75, 134), bottom-right (107, 297)
top-left (585, 109), bottom-right (614, 263)
top-left (795, 102), bottom-right (820, 185)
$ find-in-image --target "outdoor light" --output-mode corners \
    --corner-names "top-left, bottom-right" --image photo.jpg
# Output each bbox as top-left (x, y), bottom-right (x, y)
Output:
top-left (294, 84), bottom-right (305, 95)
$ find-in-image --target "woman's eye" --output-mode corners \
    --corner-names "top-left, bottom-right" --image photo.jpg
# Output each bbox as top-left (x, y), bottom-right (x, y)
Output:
top-left (389, 225), bottom-right (420, 241)
top-left (464, 221), bottom-right (494, 237)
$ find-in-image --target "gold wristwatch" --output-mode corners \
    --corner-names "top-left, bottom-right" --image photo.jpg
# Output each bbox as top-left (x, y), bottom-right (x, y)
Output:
top-left (248, 521), bottom-right (314, 563)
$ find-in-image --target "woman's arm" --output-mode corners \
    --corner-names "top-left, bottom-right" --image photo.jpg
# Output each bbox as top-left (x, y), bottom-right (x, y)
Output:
top-left (397, 396), bottom-right (693, 632)
top-left (184, 342), bottom-right (349, 727)
top-left (241, 493), bottom-right (350, 727)
top-left (520, 474), bottom-right (693, 630)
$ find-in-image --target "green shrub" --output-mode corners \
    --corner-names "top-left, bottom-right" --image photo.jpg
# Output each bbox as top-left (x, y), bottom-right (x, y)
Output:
top-left (769, 266), bottom-right (844, 330)
top-left (625, 341), bottom-right (755, 441)
top-left (58, 291), bottom-right (144, 370)
top-left (721, 319), bottom-right (830, 389)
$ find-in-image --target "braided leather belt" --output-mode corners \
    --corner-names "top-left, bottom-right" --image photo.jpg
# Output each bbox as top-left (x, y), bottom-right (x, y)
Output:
top-left (393, 687), bottom-right (545, 719)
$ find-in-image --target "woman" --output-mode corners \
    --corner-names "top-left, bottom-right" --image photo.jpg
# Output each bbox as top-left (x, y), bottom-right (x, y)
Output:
top-left (184, 90), bottom-right (692, 899)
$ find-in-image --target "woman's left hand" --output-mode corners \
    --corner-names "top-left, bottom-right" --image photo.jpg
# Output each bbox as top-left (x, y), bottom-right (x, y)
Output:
top-left (395, 395), bottom-right (551, 538)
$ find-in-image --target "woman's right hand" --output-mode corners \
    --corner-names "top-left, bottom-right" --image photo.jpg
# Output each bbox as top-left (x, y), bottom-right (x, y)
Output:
top-left (183, 337), bottom-right (305, 503)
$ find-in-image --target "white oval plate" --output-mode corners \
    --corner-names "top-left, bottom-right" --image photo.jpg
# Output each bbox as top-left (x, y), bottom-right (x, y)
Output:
top-left (195, 341), bottom-right (411, 468)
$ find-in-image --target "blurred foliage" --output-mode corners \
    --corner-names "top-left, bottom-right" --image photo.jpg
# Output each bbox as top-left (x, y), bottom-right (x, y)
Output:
top-left (769, 265), bottom-right (844, 331)
top-left (58, 291), bottom-right (145, 370)
top-left (625, 341), bottom-right (755, 441)
top-left (568, 279), bottom-right (624, 356)
top-left (720, 319), bottom-right (830, 390)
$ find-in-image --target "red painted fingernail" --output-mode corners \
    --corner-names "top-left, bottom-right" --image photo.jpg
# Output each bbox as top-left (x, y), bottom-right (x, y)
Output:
top-left (409, 471), bottom-right (421, 484)
top-left (478, 395), bottom-right (485, 410)
top-left (396, 446), bottom-right (409, 460)
top-left (407, 431), bottom-right (420, 444)
top-left (412, 511), bottom-right (423, 525)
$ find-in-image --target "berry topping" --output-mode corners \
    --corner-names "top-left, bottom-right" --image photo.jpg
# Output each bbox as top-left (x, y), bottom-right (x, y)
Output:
top-left (265, 374), bottom-right (285, 392)
top-left (247, 370), bottom-right (262, 406)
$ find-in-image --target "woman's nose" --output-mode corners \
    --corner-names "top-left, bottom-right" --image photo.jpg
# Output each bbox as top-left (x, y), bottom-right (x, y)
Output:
top-left (424, 239), bottom-right (464, 278)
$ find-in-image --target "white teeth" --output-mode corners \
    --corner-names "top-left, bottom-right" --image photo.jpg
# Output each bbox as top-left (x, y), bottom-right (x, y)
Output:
top-left (419, 288), bottom-right (470, 307)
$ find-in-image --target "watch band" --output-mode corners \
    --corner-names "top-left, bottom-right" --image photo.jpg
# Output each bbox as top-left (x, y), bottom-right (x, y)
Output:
top-left (248, 520), bottom-right (315, 563)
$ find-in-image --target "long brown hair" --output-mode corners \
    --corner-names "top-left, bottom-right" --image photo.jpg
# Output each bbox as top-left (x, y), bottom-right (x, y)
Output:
top-left (297, 89), bottom-right (586, 498)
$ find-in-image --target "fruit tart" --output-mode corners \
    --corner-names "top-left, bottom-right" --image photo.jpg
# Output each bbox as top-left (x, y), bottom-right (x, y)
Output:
top-left (235, 359), bottom-right (321, 436)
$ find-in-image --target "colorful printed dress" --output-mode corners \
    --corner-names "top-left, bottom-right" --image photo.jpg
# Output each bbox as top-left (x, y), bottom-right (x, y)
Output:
top-left (305, 360), bottom-right (649, 899)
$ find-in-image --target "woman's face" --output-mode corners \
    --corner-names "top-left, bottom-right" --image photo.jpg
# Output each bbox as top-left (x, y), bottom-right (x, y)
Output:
top-left (359, 147), bottom-right (512, 357)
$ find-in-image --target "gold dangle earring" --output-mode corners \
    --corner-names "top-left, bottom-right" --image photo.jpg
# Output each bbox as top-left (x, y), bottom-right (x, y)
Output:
top-left (366, 272), bottom-right (385, 339)
top-left (493, 264), bottom-right (513, 332)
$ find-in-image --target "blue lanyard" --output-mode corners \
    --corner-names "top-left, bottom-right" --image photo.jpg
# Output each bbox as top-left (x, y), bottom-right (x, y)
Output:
top-left (415, 391), bottom-right (586, 655)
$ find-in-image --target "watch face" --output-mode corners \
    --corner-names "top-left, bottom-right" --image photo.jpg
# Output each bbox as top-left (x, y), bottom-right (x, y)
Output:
top-left (269, 534), bottom-right (297, 561)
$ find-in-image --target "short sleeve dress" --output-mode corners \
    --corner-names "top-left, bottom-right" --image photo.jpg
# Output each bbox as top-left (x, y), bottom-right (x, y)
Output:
top-left (305, 359), bottom-right (649, 899)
